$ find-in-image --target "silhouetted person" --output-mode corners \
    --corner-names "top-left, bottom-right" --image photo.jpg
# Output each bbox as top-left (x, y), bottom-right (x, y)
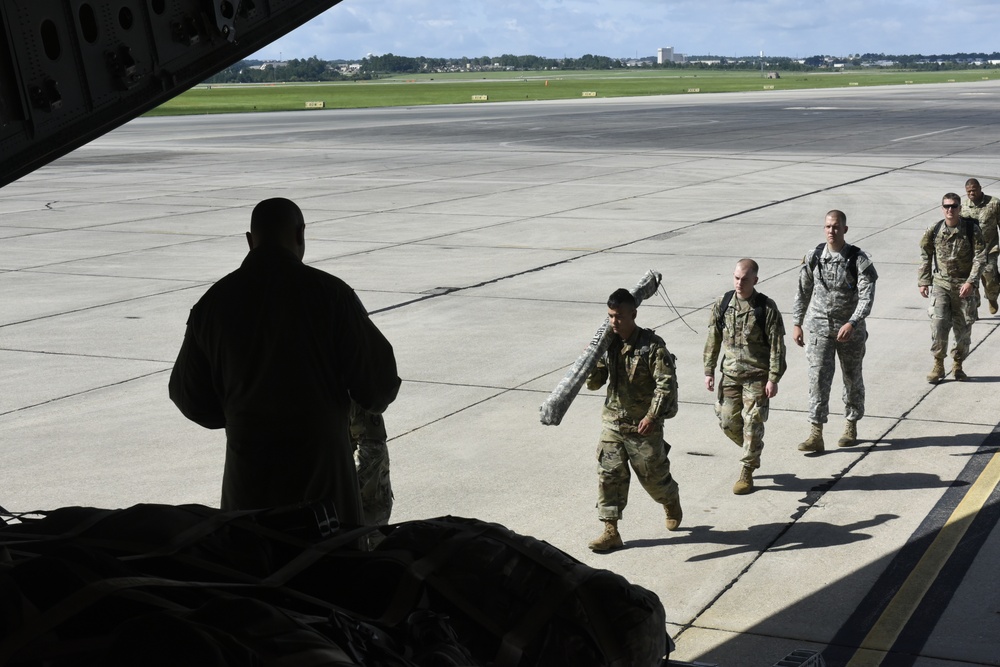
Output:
top-left (169, 197), bottom-right (400, 525)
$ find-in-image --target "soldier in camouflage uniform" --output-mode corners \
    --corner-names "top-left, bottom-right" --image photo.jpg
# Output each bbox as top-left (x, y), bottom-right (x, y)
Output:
top-left (585, 288), bottom-right (682, 553)
top-left (919, 192), bottom-right (986, 383)
top-left (791, 210), bottom-right (878, 454)
top-left (961, 178), bottom-right (1000, 314)
top-left (704, 259), bottom-right (787, 495)
top-left (350, 400), bottom-right (393, 548)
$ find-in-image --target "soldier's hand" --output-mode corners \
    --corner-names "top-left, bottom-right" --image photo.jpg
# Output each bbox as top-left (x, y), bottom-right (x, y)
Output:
top-left (792, 325), bottom-right (805, 347)
top-left (637, 417), bottom-right (654, 435)
top-left (705, 374), bottom-right (715, 392)
top-left (919, 285), bottom-right (929, 298)
top-left (765, 381), bottom-right (778, 398)
top-left (836, 322), bottom-right (854, 342)
top-left (959, 282), bottom-right (974, 299)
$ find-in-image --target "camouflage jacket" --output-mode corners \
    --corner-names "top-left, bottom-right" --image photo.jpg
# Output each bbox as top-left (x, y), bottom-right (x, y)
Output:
top-left (962, 194), bottom-right (1000, 256)
top-left (792, 244), bottom-right (878, 336)
top-left (586, 326), bottom-right (677, 430)
top-left (918, 217), bottom-right (986, 290)
top-left (703, 291), bottom-right (787, 383)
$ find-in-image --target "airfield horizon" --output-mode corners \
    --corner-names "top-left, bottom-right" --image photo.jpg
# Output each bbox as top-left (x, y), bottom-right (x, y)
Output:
top-left (146, 67), bottom-right (995, 115)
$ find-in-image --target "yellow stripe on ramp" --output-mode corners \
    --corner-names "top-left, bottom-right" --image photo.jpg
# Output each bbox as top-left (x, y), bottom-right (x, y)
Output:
top-left (846, 449), bottom-right (1000, 666)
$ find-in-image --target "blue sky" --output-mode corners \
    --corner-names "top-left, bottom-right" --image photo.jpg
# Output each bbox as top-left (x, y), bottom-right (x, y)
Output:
top-left (251, 0), bottom-right (999, 62)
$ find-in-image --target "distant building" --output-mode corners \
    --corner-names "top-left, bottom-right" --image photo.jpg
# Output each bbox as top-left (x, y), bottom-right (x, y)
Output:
top-left (657, 47), bottom-right (687, 64)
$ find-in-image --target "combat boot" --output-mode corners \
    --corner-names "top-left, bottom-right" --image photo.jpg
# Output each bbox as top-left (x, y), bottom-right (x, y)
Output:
top-left (989, 298), bottom-right (998, 315)
top-left (663, 498), bottom-right (682, 531)
top-left (733, 466), bottom-right (754, 495)
top-left (927, 358), bottom-right (945, 384)
top-left (797, 423), bottom-right (824, 453)
top-left (837, 420), bottom-right (858, 447)
top-left (952, 359), bottom-right (969, 382)
top-left (587, 520), bottom-right (623, 552)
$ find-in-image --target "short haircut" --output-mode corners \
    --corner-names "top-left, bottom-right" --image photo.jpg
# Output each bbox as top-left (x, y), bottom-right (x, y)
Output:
top-left (942, 192), bottom-right (961, 205)
top-left (966, 178), bottom-right (981, 188)
top-left (250, 197), bottom-right (305, 241)
top-left (826, 209), bottom-right (847, 225)
top-left (607, 288), bottom-right (636, 309)
top-left (736, 258), bottom-right (759, 275)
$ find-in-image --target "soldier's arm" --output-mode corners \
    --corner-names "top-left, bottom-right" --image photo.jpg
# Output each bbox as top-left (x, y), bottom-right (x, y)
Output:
top-left (767, 303), bottom-right (787, 384)
top-left (646, 344), bottom-right (676, 421)
top-left (849, 253), bottom-right (878, 326)
top-left (918, 227), bottom-right (935, 297)
top-left (967, 224), bottom-right (987, 286)
top-left (703, 301), bottom-right (723, 377)
top-left (791, 256), bottom-right (814, 328)
top-left (586, 355), bottom-right (609, 390)
top-left (918, 228), bottom-right (934, 288)
top-left (169, 312), bottom-right (226, 430)
top-left (986, 199), bottom-right (1000, 255)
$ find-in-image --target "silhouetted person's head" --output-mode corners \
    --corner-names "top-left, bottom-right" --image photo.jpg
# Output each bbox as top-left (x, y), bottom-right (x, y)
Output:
top-left (246, 197), bottom-right (306, 260)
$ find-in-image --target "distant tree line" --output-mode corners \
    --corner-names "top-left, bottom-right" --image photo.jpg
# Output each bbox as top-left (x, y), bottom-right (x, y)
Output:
top-left (202, 51), bottom-right (1000, 84)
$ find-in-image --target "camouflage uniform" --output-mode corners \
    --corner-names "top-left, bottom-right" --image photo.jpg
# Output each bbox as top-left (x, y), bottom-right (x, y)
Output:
top-left (918, 218), bottom-right (987, 361)
top-left (791, 244), bottom-right (877, 425)
top-left (349, 401), bottom-right (393, 527)
top-left (961, 194), bottom-right (1000, 304)
top-left (586, 326), bottom-right (680, 521)
top-left (703, 292), bottom-right (787, 470)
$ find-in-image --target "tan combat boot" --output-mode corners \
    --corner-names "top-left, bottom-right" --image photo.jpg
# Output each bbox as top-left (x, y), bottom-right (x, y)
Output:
top-left (989, 298), bottom-right (998, 315)
top-left (927, 358), bottom-right (945, 384)
top-left (797, 423), bottom-right (824, 453)
top-left (664, 499), bottom-right (683, 531)
top-left (587, 520), bottom-right (623, 552)
top-left (952, 359), bottom-right (969, 382)
top-left (837, 420), bottom-right (858, 447)
top-left (733, 466), bottom-right (754, 495)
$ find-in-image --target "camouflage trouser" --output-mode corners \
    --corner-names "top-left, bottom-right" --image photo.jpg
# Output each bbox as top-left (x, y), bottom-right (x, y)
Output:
top-left (981, 255), bottom-right (999, 303)
top-left (355, 438), bottom-right (393, 526)
top-left (806, 330), bottom-right (866, 424)
top-left (595, 426), bottom-right (679, 522)
top-left (715, 375), bottom-right (768, 470)
top-left (928, 284), bottom-right (979, 361)
top-left (350, 405), bottom-right (393, 527)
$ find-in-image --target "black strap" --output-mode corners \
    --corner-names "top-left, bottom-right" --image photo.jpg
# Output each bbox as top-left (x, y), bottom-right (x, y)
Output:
top-left (717, 290), bottom-right (768, 341)
top-left (929, 218), bottom-right (979, 273)
top-left (809, 243), bottom-right (861, 290)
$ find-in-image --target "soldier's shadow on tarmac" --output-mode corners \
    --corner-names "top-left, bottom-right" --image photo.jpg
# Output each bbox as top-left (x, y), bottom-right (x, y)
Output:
top-left (873, 432), bottom-right (997, 457)
top-left (627, 513), bottom-right (899, 561)
top-left (761, 471), bottom-right (967, 494)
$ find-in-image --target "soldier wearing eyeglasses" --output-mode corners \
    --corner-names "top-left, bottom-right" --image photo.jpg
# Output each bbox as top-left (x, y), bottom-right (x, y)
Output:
top-left (918, 193), bottom-right (986, 383)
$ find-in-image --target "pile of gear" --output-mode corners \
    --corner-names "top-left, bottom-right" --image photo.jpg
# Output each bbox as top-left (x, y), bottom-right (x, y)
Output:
top-left (0, 503), bottom-right (669, 666)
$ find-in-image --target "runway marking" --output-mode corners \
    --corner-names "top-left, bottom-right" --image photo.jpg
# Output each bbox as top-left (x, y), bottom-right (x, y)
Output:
top-left (891, 126), bottom-right (969, 142)
top-left (843, 446), bottom-right (1000, 666)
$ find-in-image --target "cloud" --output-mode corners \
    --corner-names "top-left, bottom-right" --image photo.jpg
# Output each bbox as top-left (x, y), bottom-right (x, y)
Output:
top-left (250, 0), bottom-right (1000, 61)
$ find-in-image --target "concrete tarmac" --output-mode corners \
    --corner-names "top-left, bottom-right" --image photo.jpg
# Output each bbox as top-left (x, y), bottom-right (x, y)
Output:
top-left (2, 80), bottom-right (1000, 666)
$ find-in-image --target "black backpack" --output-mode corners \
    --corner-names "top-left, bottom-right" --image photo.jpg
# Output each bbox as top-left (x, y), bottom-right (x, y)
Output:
top-left (807, 243), bottom-right (862, 289)
top-left (716, 290), bottom-right (770, 341)
top-left (928, 217), bottom-right (980, 272)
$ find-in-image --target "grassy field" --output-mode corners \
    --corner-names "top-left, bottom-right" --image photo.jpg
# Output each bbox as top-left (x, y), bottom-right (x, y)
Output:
top-left (146, 69), bottom-right (995, 116)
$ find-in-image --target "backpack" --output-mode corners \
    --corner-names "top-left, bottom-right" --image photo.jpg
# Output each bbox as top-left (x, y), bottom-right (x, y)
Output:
top-left (716, 290), bottom-right (770, 341)
top-left (807, 243), bottom-right (862, 289)
top-left (929, 217), bottom-right (980, 272)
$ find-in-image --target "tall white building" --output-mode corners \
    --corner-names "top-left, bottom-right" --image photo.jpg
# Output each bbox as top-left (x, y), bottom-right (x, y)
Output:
top-left (657, 47), bottom-right (686, 64)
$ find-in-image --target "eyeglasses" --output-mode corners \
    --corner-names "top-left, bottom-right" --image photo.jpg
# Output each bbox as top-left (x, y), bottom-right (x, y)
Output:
top-left (942, 204), bottom-right (960, 210)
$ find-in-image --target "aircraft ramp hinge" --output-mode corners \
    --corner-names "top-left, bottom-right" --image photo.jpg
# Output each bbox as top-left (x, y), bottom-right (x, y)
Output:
top-left (209, 0), bottom-right (239, 43)
top-left (28, 79), bottom-right (62, 113)
top-left (105, 47), bottom-right (143, 90)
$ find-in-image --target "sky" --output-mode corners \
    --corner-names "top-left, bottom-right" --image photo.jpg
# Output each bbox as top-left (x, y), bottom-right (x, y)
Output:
top-left (250, 0), bottom-right (999, 62)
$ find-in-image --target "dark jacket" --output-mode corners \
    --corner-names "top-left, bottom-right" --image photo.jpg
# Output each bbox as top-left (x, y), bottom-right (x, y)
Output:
top-left (169, 245), bottom-right (400, 520)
